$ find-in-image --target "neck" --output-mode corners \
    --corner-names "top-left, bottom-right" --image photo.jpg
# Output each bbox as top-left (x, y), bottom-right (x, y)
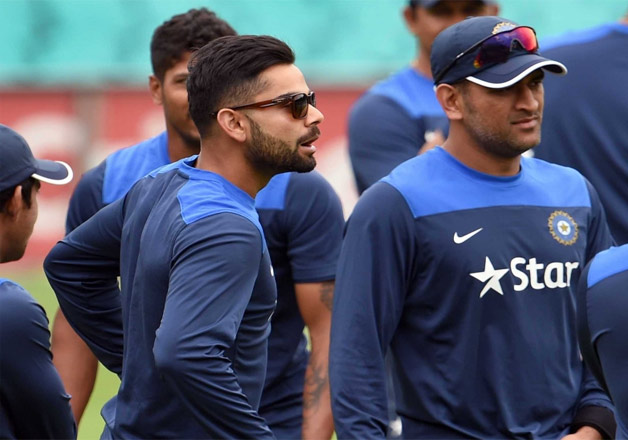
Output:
top-left (442, 130), bottom-right (522, 177)
top-left (166, 129), bottom-right (201, 163)
top-left (195, 140), bottom-right (271, 199)
top-left (412, 49), bottom-right (433, 79)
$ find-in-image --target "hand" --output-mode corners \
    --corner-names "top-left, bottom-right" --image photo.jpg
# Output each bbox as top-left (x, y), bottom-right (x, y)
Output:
top-left (418, 129), bottom-right (445, 155)
top-left (561, 426), bottom-right (603, 440)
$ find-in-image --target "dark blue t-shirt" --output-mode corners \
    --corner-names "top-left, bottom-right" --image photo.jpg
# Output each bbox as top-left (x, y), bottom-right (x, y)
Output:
top-left (330, 147), bottom-right (614, 439)
top-left (256, 172), bottom-right (344, 430)
top-left (45, 158), bottom-right (276, 438)
top-left (534, 22), bottom-right (628, 244)
top-left (348, 67), bottom-right (449, 194)
top-left (0, 279), bottom-right (76, 439)
top-left (577, 244), bottom-right (628, 439)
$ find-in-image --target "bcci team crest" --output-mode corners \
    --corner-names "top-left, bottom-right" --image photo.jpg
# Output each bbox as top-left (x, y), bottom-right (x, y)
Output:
top-left (548, 211), bottom-right (578, 245)
top-left (492, 22), bottom-right (516, 34)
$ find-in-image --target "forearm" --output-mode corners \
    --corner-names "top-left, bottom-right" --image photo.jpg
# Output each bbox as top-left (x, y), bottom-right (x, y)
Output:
top-left (302, 333), bottom-right (334, 440)
top-left (51, 308), bottom-right (99, 423)
top-left (45, 242), bottom-right (124, 374)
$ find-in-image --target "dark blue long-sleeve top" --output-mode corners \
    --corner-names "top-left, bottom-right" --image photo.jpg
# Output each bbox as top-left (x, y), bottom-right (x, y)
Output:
top-left (577, 244), bottom-right (628, 438)
top-left (44, 156), bottom-right (276, 438)
top-left (64, 132), bottom-right (345, 436)
top-left (256, 171), bottom-right (344, 432)
top-left (330, 147), bottom-right (614, 439)
top-left (348, 67), bottom-right (449, 194)
top-left (534, 22), bottom-right (628, 244)
top-left (0, 279), bottom-right (76, 439)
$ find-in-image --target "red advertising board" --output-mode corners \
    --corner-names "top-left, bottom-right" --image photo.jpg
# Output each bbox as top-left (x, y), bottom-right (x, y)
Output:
top-left (0, 87), bottom-right (363, 269)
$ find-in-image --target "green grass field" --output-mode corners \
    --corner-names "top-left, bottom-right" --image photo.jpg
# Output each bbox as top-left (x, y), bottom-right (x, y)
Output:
top-left (12, 268), bottom-right (119, 440)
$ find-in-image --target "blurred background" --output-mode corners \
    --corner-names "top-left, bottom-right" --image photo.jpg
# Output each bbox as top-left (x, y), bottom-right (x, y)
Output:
top-left (1, 0), bottom-right (625, 437)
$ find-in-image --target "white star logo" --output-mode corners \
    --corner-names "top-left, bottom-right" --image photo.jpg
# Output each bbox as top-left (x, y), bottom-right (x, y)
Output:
top-left (470, 257), bottom-right (509, 298)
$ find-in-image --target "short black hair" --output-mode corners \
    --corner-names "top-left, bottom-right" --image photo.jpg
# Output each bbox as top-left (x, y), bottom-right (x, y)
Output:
top-left (187, 35), bottom-right (295, 137)
top-left (150, 8), bottom-right (237, 80)
top-left (0, 178), bottom-right (40, 214)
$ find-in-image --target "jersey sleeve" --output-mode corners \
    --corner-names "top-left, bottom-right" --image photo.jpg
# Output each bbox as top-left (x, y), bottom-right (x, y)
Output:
top-left (0, 283), bottom-right (76, 439)
top-left (574, 260), bottom-right (621, 438)
top-left (44, 197), bottom-right (124, 375)
top-left (584, 179), bottom-right (615, 258)
top-left (284, 172), bottom-right (344, 283)
top-left (348, 94), bottom-right (423, 194)
top-left (330, 182), bottom-right (417, 439)
top-left (65, 161), bottom-right (107, 233)
top-left (152, 213), bottom-right (274, 439)
top-left (572, 179), bottom-right (616, 433)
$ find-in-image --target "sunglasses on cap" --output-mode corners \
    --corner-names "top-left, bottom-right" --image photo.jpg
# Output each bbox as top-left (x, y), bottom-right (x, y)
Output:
top-left (434, 26), bottom-right (539, 84)
top-left (213, 91), bottom-right (316, 120)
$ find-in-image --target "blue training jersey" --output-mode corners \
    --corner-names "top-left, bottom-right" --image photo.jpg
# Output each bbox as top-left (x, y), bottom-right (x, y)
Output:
top-left (45, 157), bottom-right (276, 438)
top-left (65, 131), bottom-right (169, 233)
top-left (63, 133), bottom-right (344, 436)
top-left (577, 245), bottom-right (628, 438)
top-left (348, 66), bottom-right (449, 194)
top-left (0, 279), bottom-right (76, 439)
top-left (534, 22), bottom-right (628, 245)
top-left (256, 172), bottom-right (344, 433)
top-left (330, 147), bottom-right (614, 439)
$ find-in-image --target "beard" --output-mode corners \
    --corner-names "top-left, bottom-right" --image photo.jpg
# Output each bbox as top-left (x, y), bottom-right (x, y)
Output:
top-left (246, 117), bottom-right (317, 174)
top-left (461, 95), bottom-right (541, 159)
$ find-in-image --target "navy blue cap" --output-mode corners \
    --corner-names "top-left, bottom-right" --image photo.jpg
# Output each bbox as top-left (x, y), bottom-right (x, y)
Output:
top-left (431, 16), bottom-right (567, 88)
top-left (410, 0), bottom-right (496, 8)
top-left (0, 124), bottom-right (73, 192)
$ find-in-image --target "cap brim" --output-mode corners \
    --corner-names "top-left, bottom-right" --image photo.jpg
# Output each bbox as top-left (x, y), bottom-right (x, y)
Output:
top-left (466, 54), bottom-right (567, 89)
top-left (32, 159), bottom-right (73, 185)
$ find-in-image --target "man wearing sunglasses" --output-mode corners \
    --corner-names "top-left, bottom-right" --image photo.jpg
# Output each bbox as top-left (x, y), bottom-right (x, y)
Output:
top-left (331, 16), bottom-right (616, 439)
top-left (52, 9), bottom-right (342, 439)
top-left (45, 34), bottom-right (327, 438)
top-left (49, 8), bottom-right (238, 425)
top-left (348, 0), bottom-right (499, 195)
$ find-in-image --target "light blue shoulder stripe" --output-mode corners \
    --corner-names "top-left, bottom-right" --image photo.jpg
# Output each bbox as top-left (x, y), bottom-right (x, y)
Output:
top-left (382, 148), bottom-right (591, 219)
top-left (542, 23), bottom-right (625, 51)
top-left (103, 132), bottom-right (170, 204)
top-left (587, 245), bottom-right (628, 288)
top-left (255, 172), bottom-right (292, 210)
top-left (175, 161), bottom-right (267, 253)
top-left (368, 67), bottom-right (444, 118)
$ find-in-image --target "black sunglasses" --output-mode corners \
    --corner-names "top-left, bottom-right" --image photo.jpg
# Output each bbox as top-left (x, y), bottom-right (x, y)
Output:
top-left (434, 26), bottom-right (539, 84)
top-left (212, 91), bottom-right (316, 120)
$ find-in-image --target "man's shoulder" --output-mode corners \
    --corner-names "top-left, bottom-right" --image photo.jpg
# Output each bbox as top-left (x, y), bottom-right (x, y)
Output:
top-left (586, 244), bottom-right (628, 289)
top-left (0, 279), bottom-right (46, 329)
top-left (256, 171), bottom-right (336, 211)
top-left (176, 167), bottom-right (260, 231)
top-left (106, 131), bottom-right (168, 164)
top-left (354, 66), bottom-right (443, 119)
top-left (542, 22), bottom-right (625, 54)
top-left (102, 132), bottom-right (170, 204)
top-left (524, 156), bottom-right (588, 184)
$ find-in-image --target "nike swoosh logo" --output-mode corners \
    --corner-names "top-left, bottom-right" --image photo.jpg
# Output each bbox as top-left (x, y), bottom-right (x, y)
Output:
top-left (453, 228), bottom-right (483, 244)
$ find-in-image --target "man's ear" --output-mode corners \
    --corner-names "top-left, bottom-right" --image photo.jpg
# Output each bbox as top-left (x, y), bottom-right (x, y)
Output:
top-left (4, 186), bottom-right (23, 218)
top-left (149, 75), bottom-right (163, 106)
top-left (215, 109), bottom-right (248, 143)
top-left (435, 84), bottom-right (464, 121)
top-left (403, 5), bottom-right (420, 36)
top-left (487, 4), bottom-right (500, 15)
